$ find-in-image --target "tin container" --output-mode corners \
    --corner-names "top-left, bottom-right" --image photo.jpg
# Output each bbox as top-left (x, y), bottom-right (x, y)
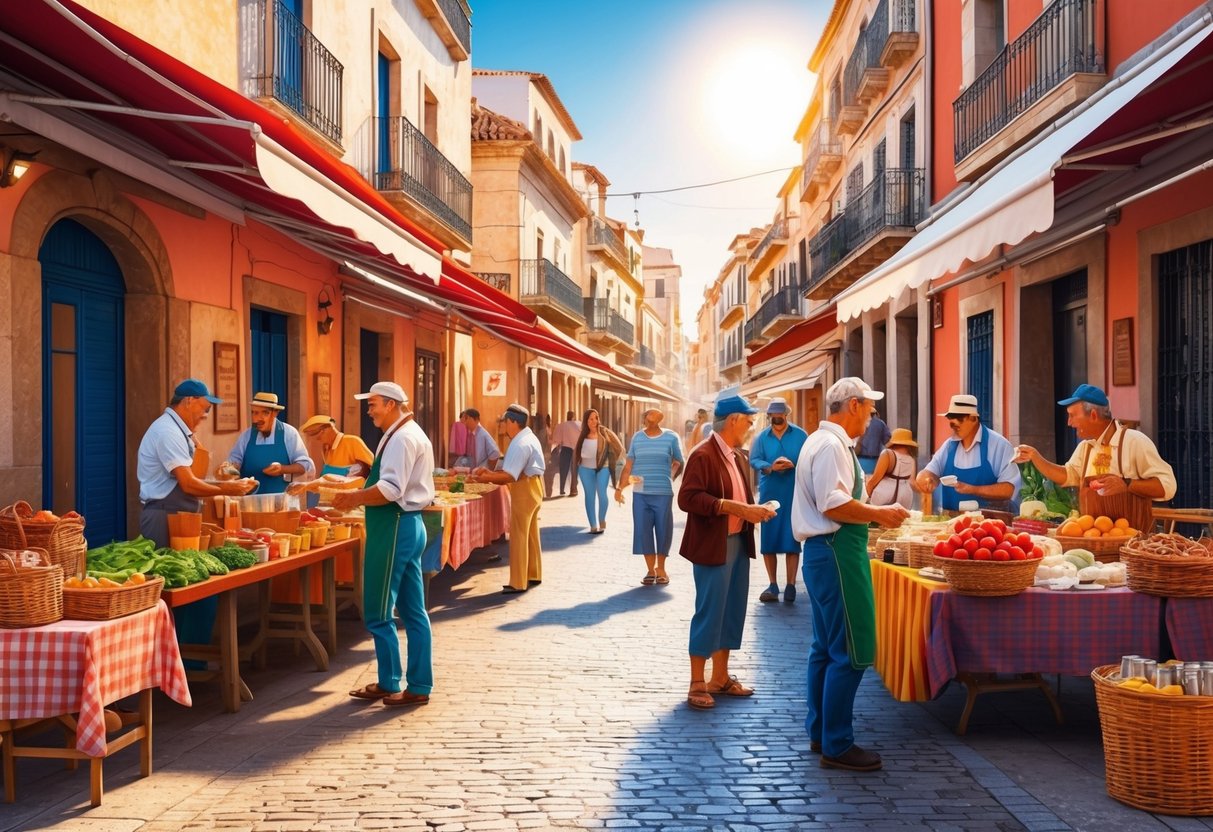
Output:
top-left (1119, 655), bottom-right (1139, 680)
top-left (1182, 664), bottom-right (1202, 695)
top-left (1202, 666), bottom-right (1213, 697)
top-left (1130, 656), bottom-right (1148, 680)
top-left (882, 548), bottom-right (895, 564)
top-left (1155, 665), bottom-right (1176, 689)
top-left (1141, 659), bottom-right (1158, 685)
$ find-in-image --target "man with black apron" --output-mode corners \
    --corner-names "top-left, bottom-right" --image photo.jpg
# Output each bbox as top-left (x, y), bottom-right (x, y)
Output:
top-left (792, 378), bottom-right (909, 772)
top-left (136, 379), bottom-right (256, 646)
top-left (914, 393), bottom-right (1021, 514)
top-left (1013, 384), bottom-right (1176, 531)
top-left (220, 392), bottom-right (314, 494)
top-left (335, 382), bottom-right (435, 709)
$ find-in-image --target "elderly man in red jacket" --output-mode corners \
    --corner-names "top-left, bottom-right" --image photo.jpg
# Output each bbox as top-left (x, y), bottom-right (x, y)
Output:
top-left (678, 394), bottom-right (777, 711)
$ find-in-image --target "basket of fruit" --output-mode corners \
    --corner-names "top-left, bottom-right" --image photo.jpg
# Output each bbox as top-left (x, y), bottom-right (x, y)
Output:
top-left (1049, 514), bottom-right (1137, 561)
top-left (0, 548), bottom-right (62, 628)
top-left (1119, 533), bottom-right (1213, 597)
top-left (62, 573), bottom-right (164, 620)
top-left (0, 501), bottom-right (87, 576)
top-left (930, 514), bottom-right (1043, 596)
top-left (1091, 663), bottom-right (1213, 815)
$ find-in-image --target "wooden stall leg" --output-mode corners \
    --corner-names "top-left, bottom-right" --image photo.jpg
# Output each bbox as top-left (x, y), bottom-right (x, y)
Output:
top-left (217, 591), bottom-right (242, 712)
top-left (297, 564), bottom-right (328, 671)
top-left (89, 757), bottom-right (102, 807)
top-left (139, 689), bottom-right (152, 778)
top-left (1035, 675), bottom-right (1065, 726)
top-left (323, 556), bottom-right (337, 655)
top-left (2, 727), bottom-right (14, 803)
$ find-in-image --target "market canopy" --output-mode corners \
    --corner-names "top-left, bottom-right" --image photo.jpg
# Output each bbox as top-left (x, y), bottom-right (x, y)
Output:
top-left (834, 16), bottom-right (1213, 323)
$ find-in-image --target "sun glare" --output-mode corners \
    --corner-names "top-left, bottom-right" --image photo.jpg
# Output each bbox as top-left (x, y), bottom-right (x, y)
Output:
top-left (699, 41), bottom-right (808, 165)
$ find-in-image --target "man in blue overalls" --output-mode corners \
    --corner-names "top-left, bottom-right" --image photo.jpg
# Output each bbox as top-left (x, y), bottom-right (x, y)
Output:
top-left (913, 393), bottom-right (1021, 514)
top-left (221, 392), bottom-right (315, 493)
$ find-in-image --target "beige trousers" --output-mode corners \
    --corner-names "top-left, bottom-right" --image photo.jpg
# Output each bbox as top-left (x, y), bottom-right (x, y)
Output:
top-left (507, 474), bottom-right (544, 590)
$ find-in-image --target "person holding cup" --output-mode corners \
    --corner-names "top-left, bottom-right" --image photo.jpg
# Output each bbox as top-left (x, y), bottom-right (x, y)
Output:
top-left (749, 397), bottom-right (809, 603)
top-left (913, 394), bottom-right (1021, 514)
top-left (616, 408), bottom-right (684, 585)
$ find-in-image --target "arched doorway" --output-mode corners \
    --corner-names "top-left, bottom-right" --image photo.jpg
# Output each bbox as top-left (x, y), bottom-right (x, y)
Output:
top-left (39, 218), bottom-right (126, 546)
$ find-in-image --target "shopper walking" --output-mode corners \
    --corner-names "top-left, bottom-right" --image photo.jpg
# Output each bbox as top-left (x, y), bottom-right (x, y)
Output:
top-left (573, 409), bottom-right (624, 534)
top-left (552, 411), bottom-right (581, 496)
top-left (615, 408), bottom-right (684, 585)
top-left (748, 397), bottom-right (808, 603)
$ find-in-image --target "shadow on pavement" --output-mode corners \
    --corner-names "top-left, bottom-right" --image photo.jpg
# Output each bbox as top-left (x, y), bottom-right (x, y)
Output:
top-left (496, 584), bottom-right (673, 631)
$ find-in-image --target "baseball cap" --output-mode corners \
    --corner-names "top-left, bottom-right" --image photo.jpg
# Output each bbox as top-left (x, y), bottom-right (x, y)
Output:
top-left (766, 397), bottom-right (789, 415)
top-left (714, 394), bottom-right (759, 418)
top-left (1058, 383), bottom-right (1109, 408)
top-left (939, 394), bottom-right (980, 418)
top-left (354, 381), bottom-right (407, 403)
top-left (826, 377), bottom-right (884, 407)
top-left (503, 402), bottom-right (530, 425)
top-left (174, 378), bottom-right (221, 404)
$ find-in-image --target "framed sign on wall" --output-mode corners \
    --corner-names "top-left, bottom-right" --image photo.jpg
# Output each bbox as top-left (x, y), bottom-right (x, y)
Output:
top-left (314, 372), bottom-right (332, 416)
top-left (1112, 318), bottom-right (1135, 386)
top-left (212, 342), bottom-right (240, 433)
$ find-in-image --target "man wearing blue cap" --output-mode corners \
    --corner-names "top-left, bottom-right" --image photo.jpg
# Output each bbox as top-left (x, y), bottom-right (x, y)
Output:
top-left (678, 394), bottom-right (777, 711)
top-left (1013, 383), bottom-right (1175, 532)
top-left (749, 397), bottom-right (808, 603)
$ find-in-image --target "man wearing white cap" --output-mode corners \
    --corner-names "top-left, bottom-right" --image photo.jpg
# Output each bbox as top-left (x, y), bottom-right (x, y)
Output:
top-left (220, 391), bottom-right (314, 493)
top-left (792, 378), bottom-right (909, 771)
top-left (914, 393), bottom-right (1021, 513)
top-left (468, 403), bottom-right (546, 594)
top-left (336, 382), bottom-right (434, 709)
top-left (749, 397), bottom-right (808, 603)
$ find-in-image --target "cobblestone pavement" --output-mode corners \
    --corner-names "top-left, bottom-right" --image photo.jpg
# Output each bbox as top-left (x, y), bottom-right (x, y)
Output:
top-left (3, 494), bottom-right (1211, 832)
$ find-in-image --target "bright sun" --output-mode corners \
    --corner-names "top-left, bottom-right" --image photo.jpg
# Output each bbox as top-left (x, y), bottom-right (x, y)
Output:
top-left (700, 41), bottom-right (808, 165)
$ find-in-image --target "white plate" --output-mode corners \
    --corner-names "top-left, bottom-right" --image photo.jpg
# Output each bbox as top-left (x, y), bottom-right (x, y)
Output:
top-left (1039, 577), bottom-right (1077, 591)
top-left (1072, 582), bottom-right (1107, 591)
top-left (917, 566), bottom-right (947, 581)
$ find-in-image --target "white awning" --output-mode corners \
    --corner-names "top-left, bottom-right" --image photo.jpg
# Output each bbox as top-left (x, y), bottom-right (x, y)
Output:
top-left (743, 352), bottom-right (835, 399)
top-left (835, 16), bottom-right (1213, 323)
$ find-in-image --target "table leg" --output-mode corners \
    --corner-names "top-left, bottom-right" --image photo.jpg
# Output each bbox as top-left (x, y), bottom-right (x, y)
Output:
top-left (2, 726), bottom-right (13, 803)
top-left (217, 590), bottom-right (242, 712)
top-left (954, 673), bottom-right (1065, 735)
top-left (323, 556), bottom-right (337, 655)
top-left (139, 689), bottom-right (152, 778)
top-left (296, 564), bottom-right (328, 671)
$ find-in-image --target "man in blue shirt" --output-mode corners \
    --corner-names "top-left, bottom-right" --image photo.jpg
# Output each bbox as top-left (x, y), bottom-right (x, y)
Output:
top-left (221, 392), bottom-right (315, 493)
top-left (749, 397), bottom-right (809, 603)
top-left (454, 408), bottom-right (502, 471)
top-left (914, 394), bottom-right (1021, 513)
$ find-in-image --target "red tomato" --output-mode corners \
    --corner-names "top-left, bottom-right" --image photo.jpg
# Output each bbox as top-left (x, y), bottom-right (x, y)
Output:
top-left (948, 534), bottom-right (964, 550)
top-left (979, 536), bottom-right (997, 550)
top-left (934, 541), bottom-right (953, 557)
top-left (1009, 548), bottom-right (1027, 560)
top-left (1017, 532), bottom-right (1034, 549)
top-left (1031, 545), bottom-right (1044, 559)
top-left (995, 540), bottom-right (1013, 553)
top-left (953, 549), bottom-right (970, 560)
top-left (964, 539), bottom-right (980, 554)
top-left (992, 519), bottom-right (1007, 534)
top-left (978, 521), bottom-right (995, 536)
top-left (974, 547), bottom-right (992, 560)
top-left (956, 517), bottom-right (971, 531)
top-left (992, 550), bottom-right (1010, 561)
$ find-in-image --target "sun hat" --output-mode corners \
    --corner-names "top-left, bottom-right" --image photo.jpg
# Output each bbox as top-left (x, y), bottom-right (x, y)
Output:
top-left (887, 428), bottom-right (917, 449)
top-left (939, 394), bottom-right (980, 418)
top-left (766, 397), bottom-right (789, 415)
top-left (251, 391), bottom-right (285, 411)
top-left (1057, 383), bottom-right (1109, 407)
top-left (354, 381), bottom-right (407, 403)
top-left (173, 378), bottom-right (221, 404)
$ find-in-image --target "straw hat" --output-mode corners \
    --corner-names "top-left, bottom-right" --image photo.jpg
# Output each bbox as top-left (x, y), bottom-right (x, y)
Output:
top-left (887, 427), bottom-right (917, 449)
top-left (251, 391), bottom-right (285, 411)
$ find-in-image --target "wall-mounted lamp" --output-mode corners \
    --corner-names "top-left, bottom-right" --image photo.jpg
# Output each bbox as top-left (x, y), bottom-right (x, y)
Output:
top-left (317, 287), bottom-right (335, 336)
top-left (0, 148), bottom-right (37, 188)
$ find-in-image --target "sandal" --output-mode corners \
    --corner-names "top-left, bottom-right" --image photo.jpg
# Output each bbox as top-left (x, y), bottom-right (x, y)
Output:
top-left (349, 683), bottom-right (394, 700)
top-left (687, 681), bottom-right (715, 710)
top-left (706, 675), bottom-right (754, 697)
top-left (641, 573), bottom-right (657, 585)
top-left (655, 575), bottom-right (670, 585)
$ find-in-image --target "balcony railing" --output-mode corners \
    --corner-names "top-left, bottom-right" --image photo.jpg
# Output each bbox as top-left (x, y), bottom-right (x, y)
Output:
top-left (843, 0), bottom-right (890, 107)
top-left (519, 259), bottom-right (583, 319)
top-left (246, 0), bottom-right (343, 143)
top-left (756, 284), bottom-right (803, 333)
top-left (584, 298), bottom-right (635, 345)
top-left (588, 216), bottom-right (629, 267)
top-left (804, 118), bottom-right (842, 180)
top-left (751, 219), bottom-right (788, 267)
top-left (892, 0), bottom-right (916, 33)
top-left (361, 116), bottom-right (472, 242)
top-left (744, 316), bottom-right (758, 345)
top-left (436, 0), bottom-right (471, 54)
top-left (474, 272), bottom-right (510, 293)
top-left (954, 0), bottom-right (1102, 162)
top-left (638, 345), bottom-right (656, 370)
top-left (718, 339), bottom-right (743, 368)
top-left (808, 168), bottom-right (924, 290)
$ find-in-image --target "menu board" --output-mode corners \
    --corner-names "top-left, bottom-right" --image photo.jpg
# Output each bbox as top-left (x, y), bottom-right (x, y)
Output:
top-left (213, 342), bottom-right (240, 432)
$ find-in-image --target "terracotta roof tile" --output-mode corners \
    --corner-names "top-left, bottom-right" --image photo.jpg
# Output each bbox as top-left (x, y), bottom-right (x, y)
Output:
top-left (472, 69), bottom-right (583, 140)
top-left (470, 98), bottom-right (531, 141)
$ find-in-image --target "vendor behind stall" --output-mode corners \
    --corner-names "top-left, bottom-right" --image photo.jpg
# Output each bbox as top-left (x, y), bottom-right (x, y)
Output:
top-left (1012, 384), bottom-right (1176, 531)
top-left (914, 394), bottom-right (1021, 514)
top-left (219, 392), bottom-right (314, 493)
top-left (299, 414), bottom-right (373, 479)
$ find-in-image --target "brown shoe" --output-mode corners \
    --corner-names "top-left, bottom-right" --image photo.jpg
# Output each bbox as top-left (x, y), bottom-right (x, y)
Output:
top-left (382, 691), bottom-right (429, 708)
top-left (820, 744), bottom-right (882, 771)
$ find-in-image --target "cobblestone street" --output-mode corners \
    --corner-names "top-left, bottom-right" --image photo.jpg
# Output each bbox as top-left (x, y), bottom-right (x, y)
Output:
top-left (3, 494), bottom-right (1210, 832)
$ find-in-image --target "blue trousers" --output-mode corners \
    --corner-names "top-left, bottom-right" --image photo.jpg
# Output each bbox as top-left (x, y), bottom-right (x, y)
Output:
top-left (802, 535), bottom-right (866, 757)
top-left (363, 512), bottom-right (432, 694)
top-left (632, 493), bottom-right (674, 555)
top-left (578, 467), bottom-right (610, 527)
top-left (689, 534), bottom-right (748, 657)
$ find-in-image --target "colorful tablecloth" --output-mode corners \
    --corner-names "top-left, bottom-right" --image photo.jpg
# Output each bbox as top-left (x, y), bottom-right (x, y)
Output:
top-left (871, 561), bottom-right (948, 701)
top-left (1166, 597), bottom-right (1213, 661)
top-left (426, 485), bottom-right (510, 570)
top-left (0, 601), bottom-right (191, 756)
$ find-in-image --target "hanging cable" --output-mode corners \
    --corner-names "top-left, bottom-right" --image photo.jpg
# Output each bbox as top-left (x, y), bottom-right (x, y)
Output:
top-left (606, 166), bottom-right (797, 197)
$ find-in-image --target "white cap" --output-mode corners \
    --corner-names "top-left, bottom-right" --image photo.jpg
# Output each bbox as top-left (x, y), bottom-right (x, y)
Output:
top-left (825, 377), bottom-right (884, 407)
top-left (354, 381), bottom-right (407, 403)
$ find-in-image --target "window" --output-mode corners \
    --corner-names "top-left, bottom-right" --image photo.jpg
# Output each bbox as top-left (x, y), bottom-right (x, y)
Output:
top-left (965, 0), bottom-right (1007, 84)
top-left (846, 164), bottom-right (864, 202)
top-left (533, 112), bottom-right (542, 139)
top-left (553, 239), bottom-right (562, 271)
top-left (874, 139), bottom-right (887, 177)
top-left (535, 229), bottom-right (544, 261)
top-left (559, 146), bottom-right (566, 175)
top-left (901, 108), bottom-right (916, 169)
top-left (423, 86), bottom-right (438, 144)
top-left (653, 279), bottom-right (665, 298)
top-left (967, 310), bottom-right (995, 428)
top-left (546, 129), bottom-right (555, 159)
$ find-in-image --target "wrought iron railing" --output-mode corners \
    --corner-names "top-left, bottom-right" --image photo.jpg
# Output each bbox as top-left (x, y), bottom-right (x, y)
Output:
top-left (360, 116), bottom-right (472, 241)
top-left (474, 272), bottom-right (510, 293)
top-left (804, 118), bottom-right (842, 180)
top-left (808, 214), bottom-right (850, 291)
top-left (584, 298), bottom-right (635, 345)
top-left (751, 219), bottom-right (788, 266)
top-left (756, 284), bottom-right (803, 333)
top-left (842, 0), bottom-right (889, 106)
top-left (744, 317), bottom-right (758, 344)
top-left (519, 259), bottom-right (583, 319)
top-left (247, 0), bottom-right (343, 143)
top-left (435, 0), bottom-right (471, 54)
top-left (638, 345), bottom-right (656, 369)
top-left (954, 0), bottom-right (1102, 162)
top-left (892, 0), bottom-right (916, 33)
top-left (588, 216), bottom-right (628, 266)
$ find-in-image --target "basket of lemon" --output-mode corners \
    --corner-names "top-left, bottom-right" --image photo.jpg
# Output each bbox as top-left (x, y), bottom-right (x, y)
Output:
top-left (1049, 514), bottom-right (1137, 561)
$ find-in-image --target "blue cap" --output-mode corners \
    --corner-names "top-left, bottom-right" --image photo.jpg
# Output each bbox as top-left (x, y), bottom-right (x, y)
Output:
top-left (173, 378), bottom-right (221, 404)
top-left (714, 394), bottom-right (759, 419)
top-left (1058, 383), bottom-right (1108, 408)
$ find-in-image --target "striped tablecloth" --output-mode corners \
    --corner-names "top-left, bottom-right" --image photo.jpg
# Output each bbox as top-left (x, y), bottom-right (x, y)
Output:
top-left (429, 485), bottom-right (511, 570)
top-left (871, 561), bottom-right (948, 702)
top-left (0, 601), bottom-right (191, 756)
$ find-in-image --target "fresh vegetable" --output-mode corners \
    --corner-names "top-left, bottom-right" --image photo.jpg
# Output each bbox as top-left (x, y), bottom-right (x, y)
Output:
top-left (210, 544), bottom-right (258, 570)
top-left (931, 514), bottom-right (1043, 561)
top-left (1017, 462), bottom-right (1075, 518)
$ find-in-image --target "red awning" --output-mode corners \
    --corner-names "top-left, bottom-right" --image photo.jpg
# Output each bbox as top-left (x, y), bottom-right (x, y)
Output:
top-left (746, 307), bottom-right (839, 367)
top-left (0, 0), bottom-right (650, 384)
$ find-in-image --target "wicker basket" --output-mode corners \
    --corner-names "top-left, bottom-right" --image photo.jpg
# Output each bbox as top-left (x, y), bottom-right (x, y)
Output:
top-left (1119, 546), bottom-right (1213, 597)
top-left (62, 576), bottom-right (164, 621)
top-left (1048, 531), bottom-right (1126, 562)
top-left (1091, 664), bottom-right (1213, 816)
top-left (907, 541), bottom-right (939, 569)
top-left (0, 549), bottom-right (63, 628)
top-left (0, 501), bottom-right (86, 577)
top-left (867, 526), bottom-right (884, 554)
top-left (874, 531), bottom-right (910, 565)
top-left (931, 554), bottom-right (1038, 596)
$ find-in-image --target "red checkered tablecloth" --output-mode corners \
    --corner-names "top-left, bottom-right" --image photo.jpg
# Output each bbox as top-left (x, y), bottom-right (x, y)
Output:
top-left (437, 485), bottom-right (511, 570)
top-left (0, 601), bottom-right (191, 757)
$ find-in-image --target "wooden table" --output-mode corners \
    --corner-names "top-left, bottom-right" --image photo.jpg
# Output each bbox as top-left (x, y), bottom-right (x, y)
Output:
top-left (425, 485), bottom-right (510, 570)
top-left (0, 601), bottom-right (190, 805)
top-left (162, 539), bottom-right (353, 712)
top-left (1151, 507), bottom-right (1213, 536)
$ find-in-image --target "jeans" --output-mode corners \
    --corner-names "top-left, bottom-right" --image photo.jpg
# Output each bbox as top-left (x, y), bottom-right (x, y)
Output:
top-left (577, 467), bottom-right (610, 527)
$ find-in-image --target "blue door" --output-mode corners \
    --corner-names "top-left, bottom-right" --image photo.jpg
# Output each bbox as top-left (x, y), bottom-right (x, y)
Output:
top-left (967, 310), bottom-right (995, 429)
top-left (250, 308), bottom-right (289, 410)
top-left (39, 219), bottom-right (126, 546)
top-left (275, 0), bottom-right (305, 116)
top-left (377, 52), bottom-right (392, 180)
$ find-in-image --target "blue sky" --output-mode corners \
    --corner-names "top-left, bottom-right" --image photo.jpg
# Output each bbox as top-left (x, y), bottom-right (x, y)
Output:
top-left (470, 0), bottom-right (831, 336)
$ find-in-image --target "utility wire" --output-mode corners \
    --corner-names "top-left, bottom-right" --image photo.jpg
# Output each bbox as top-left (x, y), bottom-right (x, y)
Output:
top-left (607, 166), bottom-right (797, 197)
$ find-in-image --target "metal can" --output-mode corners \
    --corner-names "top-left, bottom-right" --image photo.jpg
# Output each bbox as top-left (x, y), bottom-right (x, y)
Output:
top-left (1155, 665), bottom-right (1175, 689)
top-left (1131, 656), bottom-right (1149, 680)
top-left (1182, 665), bottom-right (1202, 695)
top-left (1142, 659), bottom-right (1158, 686)
top-left (1119, 655), bottom-right (1139, 679)
top-left (1202, 667), bottom-right (1213, 697)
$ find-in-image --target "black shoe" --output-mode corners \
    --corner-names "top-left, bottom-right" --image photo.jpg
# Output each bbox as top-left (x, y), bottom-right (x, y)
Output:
top-left (501, 585), bottom-right (527, 594)
top-left (820, 744), bottom-right (882, 771)
top-left (527, 579), bottom-right (542, 586)
top-left (486, 553), bottom-right (501, 562)
top-left (810, 740), bottom-right (822, 753)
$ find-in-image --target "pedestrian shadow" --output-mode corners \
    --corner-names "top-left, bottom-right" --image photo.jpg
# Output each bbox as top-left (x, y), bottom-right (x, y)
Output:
top-left (537, 524), bottom-right (596, 552)
top-left (496, 585), bottom-right (672, 631)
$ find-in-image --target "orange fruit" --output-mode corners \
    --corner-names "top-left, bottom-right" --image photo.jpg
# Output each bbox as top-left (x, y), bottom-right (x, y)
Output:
top-left (1125, 528), bottom-right (1139, 538)
top-left (1077, 514), bottom-right (1096, 531)
top-left (1094, 516), bottom-right (1114, 533)
top-left (1059, 521), bottom-right (1083, 537)
top-left (1083, 528), bottom-right (1103, 538)
top-left (1114, 518), bottom-right (1130, 529)
top-left (1106, 527), bottom-right (1126, 537)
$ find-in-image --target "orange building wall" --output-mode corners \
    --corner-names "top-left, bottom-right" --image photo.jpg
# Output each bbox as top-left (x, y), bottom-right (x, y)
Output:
top-left (931, 0), bottom-right (964, 202)
top-left (1106, 0), bottom-right (1206, 72)
top-left (928, 284), bottom-right (961, 453)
